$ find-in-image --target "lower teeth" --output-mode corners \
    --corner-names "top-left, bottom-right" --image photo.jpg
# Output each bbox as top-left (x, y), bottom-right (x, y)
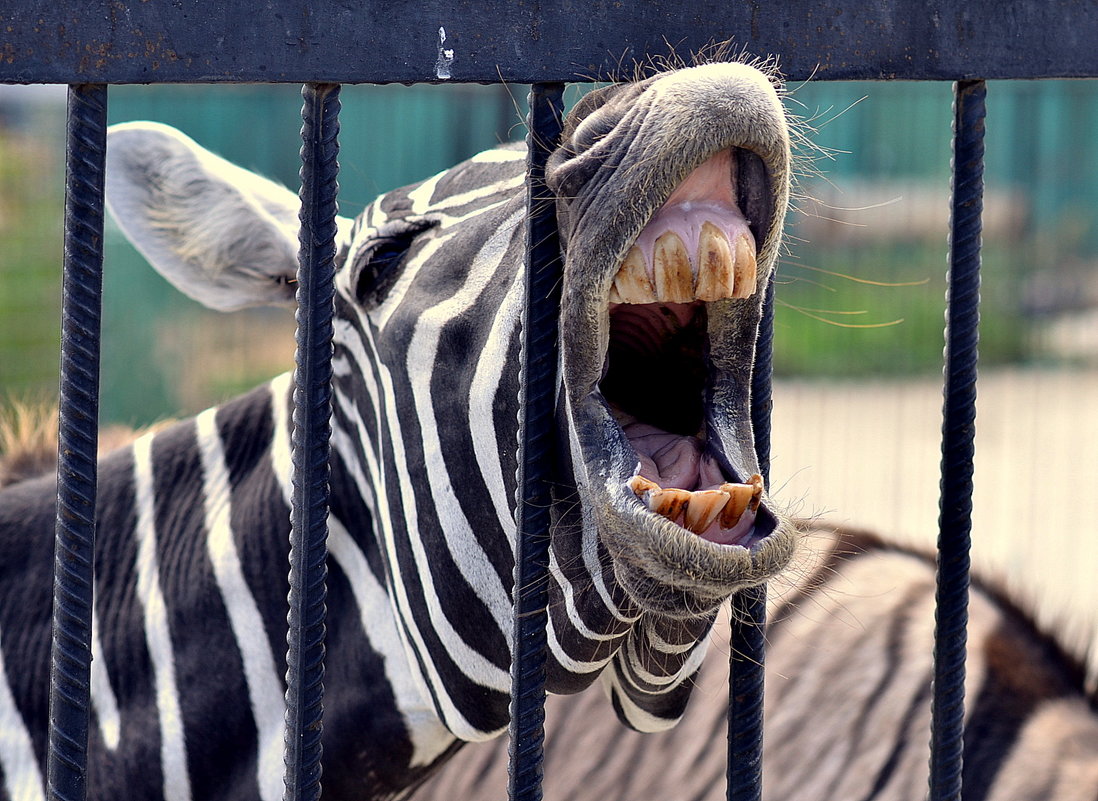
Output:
top-left (627, 473), bottom-right (763, 534)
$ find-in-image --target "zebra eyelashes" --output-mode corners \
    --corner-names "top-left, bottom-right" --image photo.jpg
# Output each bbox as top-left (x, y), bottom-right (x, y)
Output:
top-left (349, 219), bottom-right (437, 307)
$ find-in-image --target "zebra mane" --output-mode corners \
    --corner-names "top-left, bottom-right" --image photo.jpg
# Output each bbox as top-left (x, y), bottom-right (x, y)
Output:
top-left (806, 525), bottom-right (1098, 709)
top-left (0, 400), bottom-right (57, 487)
top-left (0, 400), bottom-right (169, 487)
top-left (964, 551), bottom-right (1098, 708)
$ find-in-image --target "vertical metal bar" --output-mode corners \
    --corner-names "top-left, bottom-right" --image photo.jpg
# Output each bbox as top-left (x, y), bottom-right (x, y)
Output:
top-left (47, 83), bottom-right (107, 801)
top-left (928, 79), bottom-right (985, 801)
top-left (727, 276), bottom-right (775, 801)
top-left (749, 280), bottom-right (776, 514)
top-left (508, 81), bottom-right (565, 801)
top-left (284, 82), bottom-right (341, 801)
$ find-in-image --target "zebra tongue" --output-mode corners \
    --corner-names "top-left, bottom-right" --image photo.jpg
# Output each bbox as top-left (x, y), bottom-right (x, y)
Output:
top-left (620, 419), bottom-right (717, 490)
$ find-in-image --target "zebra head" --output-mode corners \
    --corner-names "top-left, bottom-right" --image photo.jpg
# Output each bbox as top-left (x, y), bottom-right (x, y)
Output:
top-left (546, 63), bottom-right (794, 616)
top-left (104, 61), bottom-right (795, 747)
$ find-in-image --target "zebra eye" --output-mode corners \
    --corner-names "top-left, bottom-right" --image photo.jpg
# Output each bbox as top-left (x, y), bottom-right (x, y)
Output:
top-left (350, 220), bottom-right (435, 307)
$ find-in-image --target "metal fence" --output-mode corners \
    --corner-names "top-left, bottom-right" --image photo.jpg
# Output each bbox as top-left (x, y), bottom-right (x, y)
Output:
top-left (3, 2), bottom-right (1098, 800)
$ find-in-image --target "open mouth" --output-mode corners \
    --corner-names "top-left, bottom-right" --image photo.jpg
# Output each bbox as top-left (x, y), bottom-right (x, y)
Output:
top-left (596, 148), bottom-right (775, 549)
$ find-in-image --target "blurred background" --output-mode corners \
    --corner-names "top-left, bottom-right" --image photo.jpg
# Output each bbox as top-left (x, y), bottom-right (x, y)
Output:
top-left (2, 78), bottom-right (1096, 679)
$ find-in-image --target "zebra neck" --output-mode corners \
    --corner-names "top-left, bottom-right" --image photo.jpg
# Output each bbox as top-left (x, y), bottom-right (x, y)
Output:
top-left (266, 373), bottom-right (459, 793)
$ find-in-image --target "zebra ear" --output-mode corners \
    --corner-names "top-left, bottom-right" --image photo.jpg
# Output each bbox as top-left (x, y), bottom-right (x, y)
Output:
top-left (105, 121), bottom-right (353, 312)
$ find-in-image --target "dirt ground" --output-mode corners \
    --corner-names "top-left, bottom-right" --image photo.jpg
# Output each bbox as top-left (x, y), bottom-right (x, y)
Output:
top-left (770, 367), bottom-right (1098, 687)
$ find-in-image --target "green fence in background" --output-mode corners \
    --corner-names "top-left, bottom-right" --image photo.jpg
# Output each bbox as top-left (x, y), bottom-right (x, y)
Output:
top-left (798, 79), bottom-right (1097, 233)
top-left (2, 79), bottom-right (1096, 424)
top-left (106, 83), bottom-right (523, 211)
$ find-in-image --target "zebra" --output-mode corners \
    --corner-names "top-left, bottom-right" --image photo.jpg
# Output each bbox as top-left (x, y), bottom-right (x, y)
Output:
top-left (0, 60), bottom-right (798, 800)
top-left (412, 526), bottom-right (1098, 801)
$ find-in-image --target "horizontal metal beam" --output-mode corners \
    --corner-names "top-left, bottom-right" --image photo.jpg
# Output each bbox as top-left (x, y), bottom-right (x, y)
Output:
top-left (2, 0), bottom-right (1097, 85)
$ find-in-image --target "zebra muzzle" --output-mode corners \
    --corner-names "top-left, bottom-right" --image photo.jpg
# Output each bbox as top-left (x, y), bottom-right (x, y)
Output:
top-left (627, 473), bottom-right (763, 544)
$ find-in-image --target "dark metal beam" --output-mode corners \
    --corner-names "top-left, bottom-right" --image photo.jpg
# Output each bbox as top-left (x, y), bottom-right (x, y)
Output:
top-left (3, 0), bottom-right (1097, 85)
top-left (508, 82), bottom-right (566, 801)
top-left (283, 82), bottom-right (341, 801)
top-left (929, 78), bottom-right (984, 801)
top-left (48, 82), bottom-right (107, 801)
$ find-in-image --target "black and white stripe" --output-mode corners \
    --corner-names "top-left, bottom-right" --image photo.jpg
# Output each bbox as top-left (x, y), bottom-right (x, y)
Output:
top-left (1, 61), bottom-right (799, 800)
top-left (415, 527), bottom-right (1098, 801)
top-left (0, 151), bottom-right (695, 801)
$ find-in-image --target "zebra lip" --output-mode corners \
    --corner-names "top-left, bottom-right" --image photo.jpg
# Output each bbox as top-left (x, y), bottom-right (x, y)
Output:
top-left (627, 474), bottom-right (764, 548)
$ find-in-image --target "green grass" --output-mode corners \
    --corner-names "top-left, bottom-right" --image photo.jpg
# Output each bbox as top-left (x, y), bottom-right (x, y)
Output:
top-left (0, 126), bottom-right (64, 399)
top-left (773, 241), bottom-right (1031, 377)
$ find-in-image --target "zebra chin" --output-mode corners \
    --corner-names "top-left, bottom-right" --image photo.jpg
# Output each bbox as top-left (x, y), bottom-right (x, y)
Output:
top-left (594, 494), bottom-right (795, 618)
top-left (548, 61), bottom-right (798, 618)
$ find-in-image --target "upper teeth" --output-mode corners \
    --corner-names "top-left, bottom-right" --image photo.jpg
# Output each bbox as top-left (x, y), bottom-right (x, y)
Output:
top-left (627, 474), bottom-right (763, 535)
top-left (609, 224), bottom-right (757, 305)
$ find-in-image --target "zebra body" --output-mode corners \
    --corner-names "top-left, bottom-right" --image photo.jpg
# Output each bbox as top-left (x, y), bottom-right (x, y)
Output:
top-left (414, 527), bottom-right (1098, 801)
top-left (0, 62), bottom-right (798, 800)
